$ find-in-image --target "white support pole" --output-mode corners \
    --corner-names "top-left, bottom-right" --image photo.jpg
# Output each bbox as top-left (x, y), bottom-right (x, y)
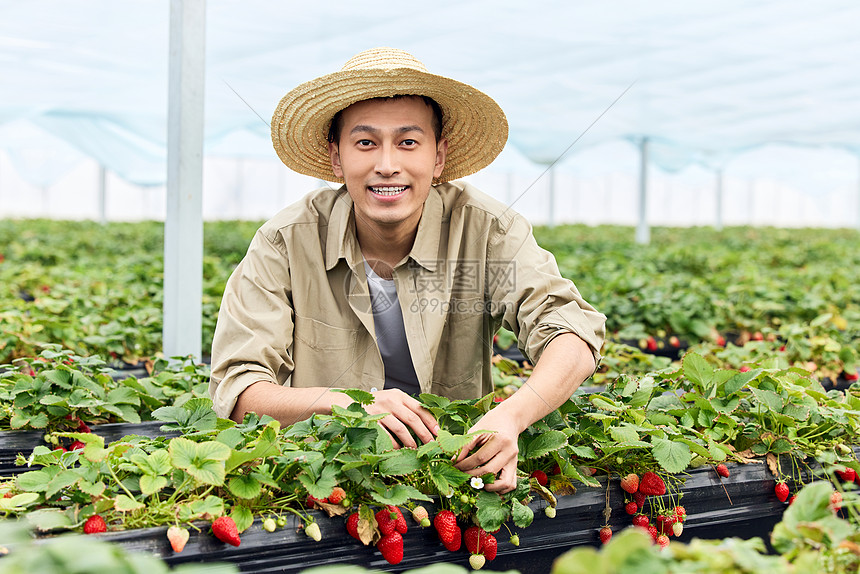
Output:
top-left (635, 138), bottom-right (650, 244)
top-left (715, 168), bottom-right (724, 231)
top-left (505, 171), bottom-right (514, 206)
top-left (547, 165), bottom-right (556, 228)
top-left (98, 165), bottom-right (107, 224)
top-left (164, 0), bottom-right (206, 361)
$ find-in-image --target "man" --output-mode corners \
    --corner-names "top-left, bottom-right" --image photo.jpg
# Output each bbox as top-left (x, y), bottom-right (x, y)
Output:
top-left (209, 48), bottom-right (605, 493)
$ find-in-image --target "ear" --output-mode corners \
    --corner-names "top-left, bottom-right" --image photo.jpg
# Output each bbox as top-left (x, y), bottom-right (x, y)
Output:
top-left (328, 142), bottom-right (343, 179)
top-left (433, 138), bottom-right (448, 179)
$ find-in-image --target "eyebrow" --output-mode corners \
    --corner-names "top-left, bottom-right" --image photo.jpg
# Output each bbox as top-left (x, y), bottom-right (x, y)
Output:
top-left (349, 125), bottom-right (426, 136)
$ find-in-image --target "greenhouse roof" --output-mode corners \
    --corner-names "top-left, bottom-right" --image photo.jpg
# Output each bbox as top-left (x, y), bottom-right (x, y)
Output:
top-left (2, 0), bottom-right (859, 186)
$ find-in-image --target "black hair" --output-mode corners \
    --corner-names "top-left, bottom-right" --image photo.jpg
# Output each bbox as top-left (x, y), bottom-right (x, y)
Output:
top-left (326, 95), bottom-right (444, 144)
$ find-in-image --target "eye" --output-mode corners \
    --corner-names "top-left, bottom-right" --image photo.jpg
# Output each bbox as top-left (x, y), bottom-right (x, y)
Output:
top-left (401, 139), bottom-right (417, 147)
top-left (357, 139), bottom-right (374, 147)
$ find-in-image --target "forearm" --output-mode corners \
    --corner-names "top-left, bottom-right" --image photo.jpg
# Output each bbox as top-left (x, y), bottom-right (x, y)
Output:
top-left (493, 333), bottom-right (595, 434)
top-left (230, 381), bottom-right (353, 425)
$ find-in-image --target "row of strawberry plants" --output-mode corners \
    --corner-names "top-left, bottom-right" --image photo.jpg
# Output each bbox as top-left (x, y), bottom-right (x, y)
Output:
top-left (2, 221), bottom-right (858, 376)
top-left (1, 354), bottom-right (858, 567)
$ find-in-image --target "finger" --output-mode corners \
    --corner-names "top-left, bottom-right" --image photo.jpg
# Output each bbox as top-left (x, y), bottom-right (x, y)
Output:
top-left (381, 415), bottom-right (418, 449)
top-left (396, 396), bottom-right (440, 442)
top-left (484, 465), bottom-right (517, 493)
top-left (455, 441), bottom-right (501, 474)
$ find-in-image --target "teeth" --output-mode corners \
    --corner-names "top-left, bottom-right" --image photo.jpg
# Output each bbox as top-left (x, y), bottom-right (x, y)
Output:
top-left (370, 186), bottom-right (406, 195)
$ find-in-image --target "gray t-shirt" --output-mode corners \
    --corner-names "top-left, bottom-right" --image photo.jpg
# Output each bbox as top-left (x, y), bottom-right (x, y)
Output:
top-left (364, 261), bottom-right (421, 395)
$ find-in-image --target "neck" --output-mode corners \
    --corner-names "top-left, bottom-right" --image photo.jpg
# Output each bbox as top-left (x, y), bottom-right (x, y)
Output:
top-left (355, 209), bottom-right (422, 272)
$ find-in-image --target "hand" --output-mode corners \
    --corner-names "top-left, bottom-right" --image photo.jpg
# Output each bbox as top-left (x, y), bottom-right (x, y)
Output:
top-left (364, 389), bottom-right (439, 449)
top-left (453, 408), bottom-right (521, 493)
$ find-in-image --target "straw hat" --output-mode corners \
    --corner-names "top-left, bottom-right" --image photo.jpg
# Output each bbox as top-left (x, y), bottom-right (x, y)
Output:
top-left (271, 47), bottom-right (508, 183)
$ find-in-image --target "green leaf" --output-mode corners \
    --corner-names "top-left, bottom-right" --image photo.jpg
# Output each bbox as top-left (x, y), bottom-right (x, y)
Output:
top-left (675, 438), bottom-right (710, 459)
top-left (231, 504), bottom-right (254, 532)
top-left (26, 509), bottom-right (74, 532)
top-left (228, 475), bottom-right (262, 500)
top-left (79, 480), bottom-right (106, 497)
top-left (608, 425), bottom-right (640, 445)
top-left (523, 430), bottom-right (568, 459)
top-left (169, 437), bottom-right (232, 486)
top-left (437, 429), bottom-right (478, 454)
top-left (345, 427), bottom-right (379, 451)
top-left (569, 445), bottom-right (598, 460)
top-left (475, 491), bottom-right (507, 532)
top-left (511, 498), bottom-right (534, 528)
top-left (188, 495), bottom-right (224, 519)
top-left (139, 475), bottom-right (168, 496)
top-left (45, 470), bottom-right (80, 499)
top-left (379, 450), bottom-right (422, 476)
top-left (16, 470), bottom-right (52, 492)
top-left (370, 484), bottom-right (431, 506)
top-left (114, 494), bottom-right (145, 512)
top-left (0, 492), bottom-right (40, 512)
top-left (722, 369), bottom-right (760, 396)
top-left (651, 438), bottom-right (692, 473)
top-left (749, 387), bottom-right (785, 412)
top-left (683, 352), bottom-right (714, 392)
top-left (133, 449), bottom-right (172, 476)
top-left (338, 388), bottom-right (376, 406)
top-left (429, 462), bottom-right (471, 494)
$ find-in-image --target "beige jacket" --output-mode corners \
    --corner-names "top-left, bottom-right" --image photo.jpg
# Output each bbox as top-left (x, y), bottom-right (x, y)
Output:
top-left (209, 181), bottom-right (606, 418)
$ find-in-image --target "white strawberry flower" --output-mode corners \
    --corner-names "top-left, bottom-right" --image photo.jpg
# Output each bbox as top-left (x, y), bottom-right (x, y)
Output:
top-left (470, 476), bottom-right (484, 490)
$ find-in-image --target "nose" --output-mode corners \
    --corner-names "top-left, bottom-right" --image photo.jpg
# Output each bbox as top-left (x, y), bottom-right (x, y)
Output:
top-left (375, 143), bottom-right (400, 177)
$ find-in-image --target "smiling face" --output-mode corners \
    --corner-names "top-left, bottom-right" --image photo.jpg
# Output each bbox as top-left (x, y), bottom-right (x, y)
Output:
top-left (328, 96), bottom-right (447, 239)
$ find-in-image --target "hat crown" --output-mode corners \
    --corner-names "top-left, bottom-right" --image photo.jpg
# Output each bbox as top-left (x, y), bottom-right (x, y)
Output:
top-left (341, 47), bottom-right (429, 73)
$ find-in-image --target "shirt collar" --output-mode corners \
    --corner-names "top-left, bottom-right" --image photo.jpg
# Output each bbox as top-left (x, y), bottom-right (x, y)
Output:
top-left (324, 185), bottom-right (443, 273)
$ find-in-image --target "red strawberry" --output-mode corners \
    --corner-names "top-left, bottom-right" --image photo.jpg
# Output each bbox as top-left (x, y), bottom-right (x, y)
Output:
top-left (788, 495), bottom-right (797, 505)
top-left (656, 513), bottom-right (676, 535)
top-left (551, 463), bottom-right (561, 476)
top-left (715, 334), bottom-right (726, 347)
top-left (673, 506), bottom-right (687, 521)
top-left (668, 336), bottom-right (681, 348)
top-left (631, 514), bottom-right (649, 528)
top-left (647, 336), bottom-right (658, 352)
top-left (835, 468), bottom-right (857, 483)
top-left (481, 532), bottom-right (497, 560)
top-left (76, 420), bottom-right (91, 434)
top-left (646, 524), bottom-right (659, 541)
top-left (377, 531), bottom-right (403, 565)
top-left (775, 482), bottom-right (790, 503)
top-left (463, 527), bottom-right (497, 559)
top-left (212, 516), bottom-right (241, 546)
top-left (443, 525), bottom-right (462, 551)
top-left (752, 331), bottom-right (764, 341)
top-left (845, 371), bottom-right (859, 381)
top-left (346, 513), bottom-right (360, 540)
top-left (638, 472), bottom-right (666, 496)
top-left (620, 473), bottom-right (639, 494)
top-left (83, 515), bottom-right (107, 534)
top-left (530, 470), bottom-right (548, 486)
top-left (328, 487), bottom-right (346, 505)
top-left (376, 505), bottom-right (407, 535)
top-left (167, 525), bottom-right (189, 553)
top-left (434, 510), bottom-right (458, 545)
top-left (70, 440), bottom-right (86, 451)
top-left (305, 494), bottom-right (328, 508)
top-left (376, 507), bottom-right (396, 535)
top-left (390, 506), bottom-right (407, 534)
top-left (830, 490), bottom-right (843, 511)
top-left (656, 534), bottom-right (670, 549)
top-left (625, 501), bottom-right (639, 515)
top-left (739, 365), bottom-right (751, 373)
top-left (716, 463), bottom-right (730, 478)
top-left (599, 526), bottom-right (612, 544)
top-left (634, 492), bottom-right (646, 508)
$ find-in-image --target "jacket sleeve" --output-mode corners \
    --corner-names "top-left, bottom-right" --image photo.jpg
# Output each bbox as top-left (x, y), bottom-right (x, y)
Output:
top-left (208, 228), bottom-right (296, 419)
top-left (486, 214), bottom-right (606, 370)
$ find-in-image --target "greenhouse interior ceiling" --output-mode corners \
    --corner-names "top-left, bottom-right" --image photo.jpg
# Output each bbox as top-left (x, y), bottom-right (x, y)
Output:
top-left (1, 0), bottom-right (859, 225)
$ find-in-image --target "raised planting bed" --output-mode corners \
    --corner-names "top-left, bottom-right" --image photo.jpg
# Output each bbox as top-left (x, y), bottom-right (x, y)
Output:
top-left (94, 459), bottom-right (795, 574)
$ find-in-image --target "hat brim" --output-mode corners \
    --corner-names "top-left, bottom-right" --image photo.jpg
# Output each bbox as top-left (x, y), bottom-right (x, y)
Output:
top-left (271, 67), bottom-right (508, 183)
